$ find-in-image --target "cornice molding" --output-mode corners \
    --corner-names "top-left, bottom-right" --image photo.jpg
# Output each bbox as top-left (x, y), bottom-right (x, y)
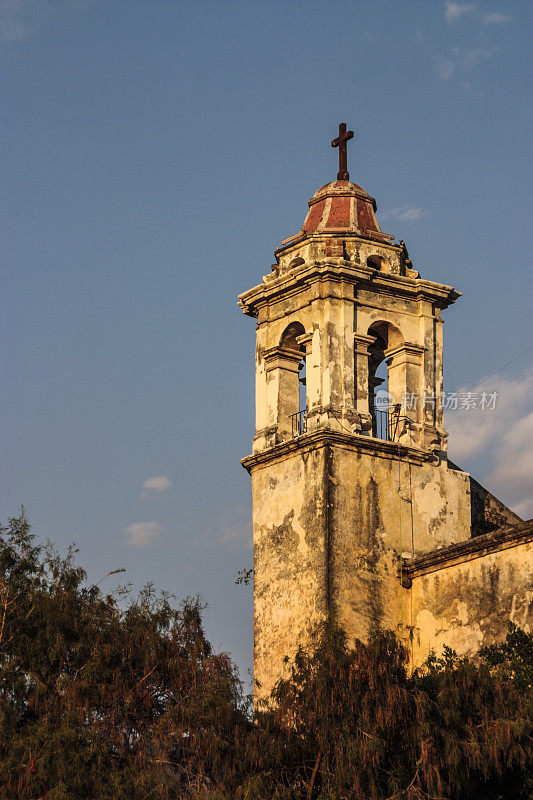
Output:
top-left (401, 521), bottom-right (533, 585)
top-left (274, 230), bottom-right (400, 258)
top-left (238, 260), bottom-right (460, 318)
top-left (263, 345), bottom-right (303, 372)
top-left (241, 428), bottom-right (436, 473)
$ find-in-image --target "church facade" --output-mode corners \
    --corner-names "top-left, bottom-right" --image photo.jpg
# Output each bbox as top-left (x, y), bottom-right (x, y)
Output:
top-left (239, 126), bottom-right (532, 701)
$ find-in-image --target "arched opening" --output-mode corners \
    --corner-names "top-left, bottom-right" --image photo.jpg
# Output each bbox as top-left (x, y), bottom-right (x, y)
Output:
top-left (367, 255), bottom-right (383, 270)
top-left (280, 321), bottom-right (305, 351)
top-left (288, 256), bottom-right (305, 270)
top-left (280, 322), bottom-right (307, 435)
top-left (368, 332), bottom-right (388, 438)
top-left (367, 321), bottom-right (403, 440)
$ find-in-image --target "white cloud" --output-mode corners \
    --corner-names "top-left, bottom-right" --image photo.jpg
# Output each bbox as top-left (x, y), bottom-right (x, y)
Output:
top-left (124, 521), bottom-right (163, 547)
top-left (0, 0), bottom-right (37, 42)
top-left (486, 412), bottom-right (533, 517)
top-left (443, 3), bottom-right (511, 27)
top-left (446, 364), bottom-right (533, 518)
top-left (435, 6), bottom-right (501, 82)
top-left (434, 45), bottom-right (498, 81)
top-left (462, 46), bottom-right (499, 67)
top-left (197, 504), bottom-right (251, 551)
top-left (444, 2), bottom-right (475, 24)
top-left (484, 12), bottom-right (512, 24)
top-left (435, 56), bottom-right (456, 79)
top-left (142, 475), bottom-right (171, 493)
top-left (384, 206), bottom-right (428, 222)
top-left (0, 0), bottom-right (90, 46)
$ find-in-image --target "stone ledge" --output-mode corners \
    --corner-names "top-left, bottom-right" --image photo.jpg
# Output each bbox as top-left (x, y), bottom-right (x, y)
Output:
top-left (401, 520), bottom-right (533, 585)
top-left (238, 258), bottom-right (460, 318)
top-left (241, 428), bottom-right (437, 473)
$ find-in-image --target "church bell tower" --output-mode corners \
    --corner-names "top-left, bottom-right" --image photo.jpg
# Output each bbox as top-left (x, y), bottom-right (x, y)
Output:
top-left (239, 125), bottom-right (475, 701)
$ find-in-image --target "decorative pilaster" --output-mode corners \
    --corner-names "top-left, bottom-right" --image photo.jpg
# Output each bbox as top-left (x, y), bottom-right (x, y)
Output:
top-left (385, 342), bottom-right (426, 446)
top-left (263, 345), bottom-right (303, 441)
top-left (353, 332), bottom-right (377, 434)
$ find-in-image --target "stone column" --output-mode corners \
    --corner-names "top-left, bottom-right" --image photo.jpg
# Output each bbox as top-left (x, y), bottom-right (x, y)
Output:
top-left (434, 310), bottom-right (444, 430)
top-left (296, 332), bottom-right (314, 430)
top-left (319, 297), bottom-right (340, 412)
top-left (353, 332), bottom-right (376, 434)
top-left (314, 295), bottom-right (345, 432)
top-left (263, 346), bottom-right (304, 441)
top-left (419, 302), bottom-right (437, 428)
top-left (340, 299), bottom-right (357, 424)
top-left (385, 342), bottom-right (426, 445)
top-left (418, 302), bottom-right (447, 451)
top-left (254, 325), bottom-right (268, 434)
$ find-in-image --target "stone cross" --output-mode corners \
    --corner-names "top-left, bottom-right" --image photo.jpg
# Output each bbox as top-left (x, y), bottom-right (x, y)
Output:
top-left (331, 122), bottom-right (354, 180)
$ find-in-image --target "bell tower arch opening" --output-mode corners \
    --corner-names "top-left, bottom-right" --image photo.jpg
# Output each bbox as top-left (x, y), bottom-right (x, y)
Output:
top-left (368, 331), bottom-right (387, 438)
top-left (367, 321), bottom-right (403, 440)
top-left (279, 321), bottom-right (307, 435)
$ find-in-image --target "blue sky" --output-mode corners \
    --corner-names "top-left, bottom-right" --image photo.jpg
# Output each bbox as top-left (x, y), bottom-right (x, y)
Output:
top-left (2, 0), bottom-right (532, 684)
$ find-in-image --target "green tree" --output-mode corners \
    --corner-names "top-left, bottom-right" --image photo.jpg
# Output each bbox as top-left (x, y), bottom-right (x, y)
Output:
top-left (237, 624), bottom-right (533, 799)
top-left (479, 622), bottom-right (533, 694)
top-left (0, 510), bottom-right (247, 799)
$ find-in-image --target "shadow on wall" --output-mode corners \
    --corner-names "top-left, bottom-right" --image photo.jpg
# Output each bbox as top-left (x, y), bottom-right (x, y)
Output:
top-left (448, 460), bottom-right (523, 536)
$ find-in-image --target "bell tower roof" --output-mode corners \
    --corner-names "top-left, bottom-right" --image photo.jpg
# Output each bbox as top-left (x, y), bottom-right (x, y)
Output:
top-left (278, 124), bottom-right (391, 249)
top-left (294, 178), bottom-right (383, 241)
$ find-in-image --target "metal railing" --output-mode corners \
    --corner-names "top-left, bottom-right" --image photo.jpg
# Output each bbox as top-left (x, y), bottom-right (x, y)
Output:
top-left (288, 406), bottom-right (410, 442)
top-left (372, 405), bottom-right (409, 442)
top-left (290, 409), bottom-right (307, 436)
top-left (373, 408), bottom-right (390, 440)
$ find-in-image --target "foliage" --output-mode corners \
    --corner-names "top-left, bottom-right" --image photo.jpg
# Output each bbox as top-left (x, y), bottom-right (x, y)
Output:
top-left (479, 622), bottom-right (533, 694)
top-left (0, 510), bottom-right (246, 799)
top-left (238, 624), bottom-right (533, 799)
top-left (235, 568), bottom-right (254, 586)
top-left (1, 511), bottom-right (531, 799)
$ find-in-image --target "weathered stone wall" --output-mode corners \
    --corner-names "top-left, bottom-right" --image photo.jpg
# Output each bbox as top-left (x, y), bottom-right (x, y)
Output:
top-left (405, 523), bottom-right (533, 668)
top-left (249, 442), bottom-right (329, 701)
top-left (447, 461), bottom-right (522, 535)
top-left (329, 439), bottom-right (471, 646)
top-left (246, 432), bottom-right (475, 701)
top-left (249, 433), bottom-right (530, 701)
top-left (331, 444), bottom-right (471, 555)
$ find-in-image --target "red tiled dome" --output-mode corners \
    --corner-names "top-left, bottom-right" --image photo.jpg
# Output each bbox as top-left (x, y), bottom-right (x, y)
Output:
top-left (301, 180), bottom-right (382, 237)
top-left (279, 180), bottom-right (387, 250)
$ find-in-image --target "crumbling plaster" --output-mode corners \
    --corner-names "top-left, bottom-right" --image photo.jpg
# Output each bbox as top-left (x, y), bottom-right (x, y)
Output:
top-left (246, 432), bottom-right (475, 701)
top-left (406, 534), bottom-right (533, 667)
top-left (250, 444), bottom-right (329, 701)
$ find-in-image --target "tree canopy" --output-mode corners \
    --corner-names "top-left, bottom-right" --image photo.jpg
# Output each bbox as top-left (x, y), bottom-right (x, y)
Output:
top-left (0, 511), bottom-right (531, 799)
top-left (0, 511), bottom-right (245, 798)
